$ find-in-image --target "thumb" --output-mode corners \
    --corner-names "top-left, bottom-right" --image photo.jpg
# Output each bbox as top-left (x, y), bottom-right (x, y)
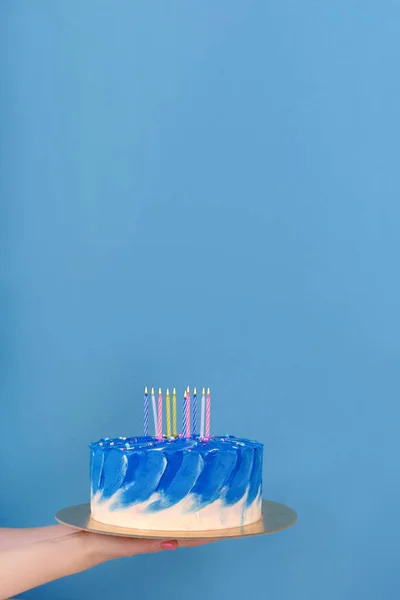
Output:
top-left (123, 538), bottom-right (179, 555)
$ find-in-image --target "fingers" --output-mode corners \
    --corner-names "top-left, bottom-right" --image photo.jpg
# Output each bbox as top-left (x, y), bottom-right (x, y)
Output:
top-left (117, 537), bottom-right (174, 555)
top-left (89, 532), bottom-right (218, 561)
top-left (90, 534), bottom-right (171, 558)
top-left (130, 538), bottom-right (213, 553)
top-left (114, 537), bottom-right (216, 556)
top-left (160, 541), bottom-right (178, 550)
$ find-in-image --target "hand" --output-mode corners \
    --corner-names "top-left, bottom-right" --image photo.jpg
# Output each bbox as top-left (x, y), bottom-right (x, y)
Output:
top-left (0, 528), bottom-right (217, 600)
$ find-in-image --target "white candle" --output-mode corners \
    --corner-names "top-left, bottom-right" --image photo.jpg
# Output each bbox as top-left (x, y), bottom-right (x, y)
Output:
top-left (151, 387), bottom-right (158, 437)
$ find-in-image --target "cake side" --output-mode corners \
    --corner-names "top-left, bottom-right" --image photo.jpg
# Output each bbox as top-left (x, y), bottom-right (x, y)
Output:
top-left (90, 436), bottom-right (263, 531)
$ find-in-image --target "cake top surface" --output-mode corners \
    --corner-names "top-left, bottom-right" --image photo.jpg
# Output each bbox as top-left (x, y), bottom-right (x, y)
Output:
top-left (90, 435), bottom-right (263, 452)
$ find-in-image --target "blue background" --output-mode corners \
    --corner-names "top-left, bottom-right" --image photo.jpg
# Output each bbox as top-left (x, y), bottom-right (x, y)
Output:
top-left (1, 1), bottom-right (399, 599)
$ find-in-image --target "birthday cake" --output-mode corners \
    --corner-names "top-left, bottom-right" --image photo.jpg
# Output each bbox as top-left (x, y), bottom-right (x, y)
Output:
top-left (90, 388), bottom-right (263, 531)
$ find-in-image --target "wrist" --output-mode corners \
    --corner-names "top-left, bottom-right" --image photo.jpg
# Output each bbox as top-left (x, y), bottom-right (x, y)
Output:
top-left (76, 531), bottom-right (112, 564)
top-left (56, 531), bottom-right (102, 567)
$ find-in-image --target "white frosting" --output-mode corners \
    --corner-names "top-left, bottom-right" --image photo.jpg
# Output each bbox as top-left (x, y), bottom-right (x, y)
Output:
top-left (91, 488), bottom-right (262, 531)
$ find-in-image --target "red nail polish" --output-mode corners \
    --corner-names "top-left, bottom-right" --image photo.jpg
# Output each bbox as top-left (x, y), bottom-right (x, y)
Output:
top-left (161, 541), bottom-right (177, 550)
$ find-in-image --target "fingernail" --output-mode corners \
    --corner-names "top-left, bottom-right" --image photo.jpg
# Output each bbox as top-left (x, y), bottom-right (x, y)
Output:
top-left (161, 541), bottom-right (177, 550)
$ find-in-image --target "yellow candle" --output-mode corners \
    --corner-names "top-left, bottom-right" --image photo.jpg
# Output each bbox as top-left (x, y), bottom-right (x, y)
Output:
top-left (166, 388), bottom-right (171, 437)
top-left (172, 387), bottom-right (177, 435)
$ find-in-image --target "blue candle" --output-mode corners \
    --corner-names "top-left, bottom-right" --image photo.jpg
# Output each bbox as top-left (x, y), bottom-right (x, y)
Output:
top-left (144, 387), bottom-right (149, 436)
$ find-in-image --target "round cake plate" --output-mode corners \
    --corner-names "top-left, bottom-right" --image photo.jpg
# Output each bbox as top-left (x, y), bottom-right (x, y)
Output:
top-left (55, 500), bottom-right (297, 540)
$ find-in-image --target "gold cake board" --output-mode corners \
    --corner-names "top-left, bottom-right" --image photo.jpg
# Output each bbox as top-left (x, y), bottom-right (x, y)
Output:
top-left (56, 500), bottom-right (297, 540)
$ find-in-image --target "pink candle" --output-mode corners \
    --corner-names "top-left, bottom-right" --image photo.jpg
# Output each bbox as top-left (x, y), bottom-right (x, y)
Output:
top-left (186, 386), bottom-right (191, 437)
top-left (205, 387), bottom-right (211, 438)
top-left (157, 388), bottom-right (163, 440)
top-left (200, 387), bottom-right (206, 438)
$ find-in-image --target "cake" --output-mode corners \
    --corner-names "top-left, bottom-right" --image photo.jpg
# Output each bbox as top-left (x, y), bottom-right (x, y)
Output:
top-left (90, 435), bottom-right (263, 531)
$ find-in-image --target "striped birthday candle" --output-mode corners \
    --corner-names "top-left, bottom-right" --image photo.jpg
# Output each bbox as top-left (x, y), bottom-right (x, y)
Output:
top-left (172, 387), bottom-right (177, 435)
top-left (200, 387), bottom-right (206, 438)
top-left (182, 390), bottom-right (187, 436)
top-left (186, 386), bottom-right (191, 437)
top-left (205, 387), bottom-right (211, 438)
top-left (157, 388), bottom-right (163, 440)
top-left (166, 388), bottom-right (171, 437)
top-left (144, 386), bottom-right (149, 436)
top-left (151, 387), bottom-right (157, 437)
top-left (192, 387), bottom-right (197, 435)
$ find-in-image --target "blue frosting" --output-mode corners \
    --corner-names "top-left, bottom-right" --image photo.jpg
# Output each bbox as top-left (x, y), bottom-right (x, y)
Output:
top-left (101, 449), bottom-right (127, 499)
top-left (190, 448), bottom-right (237, 509)
top-left (224, 446), bottom-right (254, 505)
top-left (149, 451), bottom-right (203, 512)
top-left (90, 435), bottom-right (263, 512)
